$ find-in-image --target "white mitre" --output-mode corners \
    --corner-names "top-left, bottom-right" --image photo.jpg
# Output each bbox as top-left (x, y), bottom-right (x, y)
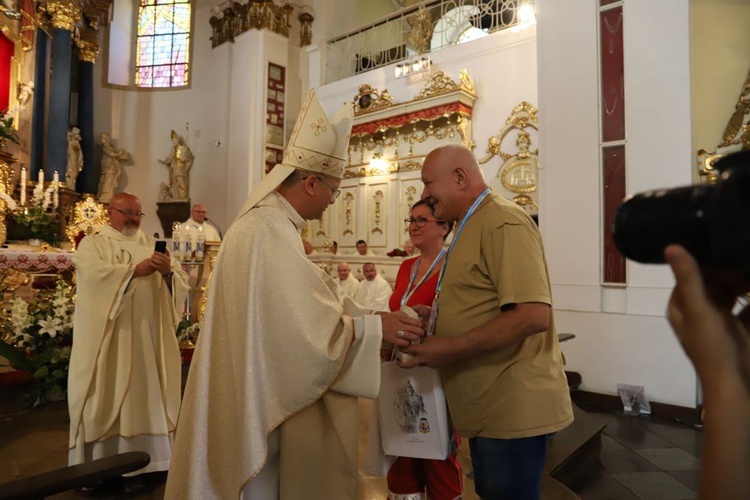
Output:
top-left (236, 89), bottom-right (354, 218)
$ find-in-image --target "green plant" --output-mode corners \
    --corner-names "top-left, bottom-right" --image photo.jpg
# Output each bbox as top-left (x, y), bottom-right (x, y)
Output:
top-left (0, 111), bottom-right (20, 146)
top-left (8, 206), bottom-right (60, 243)
top-left (0, 279), bottom-right (74, 407)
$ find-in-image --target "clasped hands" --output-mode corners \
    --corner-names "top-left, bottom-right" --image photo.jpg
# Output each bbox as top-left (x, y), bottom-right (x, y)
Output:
top-left (378, 304), bottom-right (454, 369)
top-left (378, 309), bottom-right (424, 349)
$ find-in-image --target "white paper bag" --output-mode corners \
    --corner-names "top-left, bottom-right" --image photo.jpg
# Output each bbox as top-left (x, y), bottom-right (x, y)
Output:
top-left (377, 361), bottom-right (451, 460)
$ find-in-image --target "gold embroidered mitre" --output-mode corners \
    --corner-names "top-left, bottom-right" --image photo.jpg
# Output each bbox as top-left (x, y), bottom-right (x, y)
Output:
top-left (237, 90), bottom-right (354, 217)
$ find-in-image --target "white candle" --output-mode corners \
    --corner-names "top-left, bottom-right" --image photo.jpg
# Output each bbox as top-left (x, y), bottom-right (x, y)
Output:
top-left (20, 167), bottom-right (26, 207)
top-left (53, 171), bottom-right (59, 208)
top-left (38, 169), bottom-right (43, 186)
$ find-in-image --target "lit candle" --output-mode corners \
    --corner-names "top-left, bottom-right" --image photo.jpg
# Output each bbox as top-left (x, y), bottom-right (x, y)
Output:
top-left (20, 167), bottom-right (26, 207)
top-left (53, 171), bottom-right (59, 208)
top-left (38, 169), bottom-right (43, 186)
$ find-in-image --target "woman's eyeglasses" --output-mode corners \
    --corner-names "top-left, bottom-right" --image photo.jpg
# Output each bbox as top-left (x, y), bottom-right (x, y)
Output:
top-left (404, 216), bottom-right (445, 228)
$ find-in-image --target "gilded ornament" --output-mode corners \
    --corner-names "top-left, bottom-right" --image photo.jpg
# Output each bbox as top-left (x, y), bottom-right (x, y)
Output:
top-left (42, 0), bottom-right (82, 32)
top-left (696, 66), bottom-right (749, 183)
top-left (64, 195), bottom-right (107, 249)
top-left (414, 71), bottom-right (460, 100)
top-left (209, 0), bottom-right (294, 48)
top-left (372, 190), bottom-right (384, 234)
top-left (406, 6), bottom-right (434, 55)
top-left (478, 101), bottom-right (540, 197)
top-left (353, 84), bottom-right (394, 115)
top-left (76, 38), bottom-right (99, 63)
top-left (696, 149), bottom-right (720, 185)
top-left (198, 241), bottom-right (221, 322)
top-left (721, 69), bottom-right (750, 147)
top-left (459, 69), bottom-right (476, 94)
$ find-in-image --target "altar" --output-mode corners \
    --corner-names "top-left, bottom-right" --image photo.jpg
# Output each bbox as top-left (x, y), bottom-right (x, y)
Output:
top-left (0, 244), bottom-right (75, 274)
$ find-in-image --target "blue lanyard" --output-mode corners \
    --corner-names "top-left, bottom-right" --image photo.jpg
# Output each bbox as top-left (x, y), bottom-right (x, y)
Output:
top-left (400, 247), bottom-right (447, 308)
top-left (435, 188), bottom-right (491, 295)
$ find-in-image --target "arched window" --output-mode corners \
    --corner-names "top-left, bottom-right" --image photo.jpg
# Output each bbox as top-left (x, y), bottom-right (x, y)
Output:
top-left (135, 0), bottom-right (191, 88)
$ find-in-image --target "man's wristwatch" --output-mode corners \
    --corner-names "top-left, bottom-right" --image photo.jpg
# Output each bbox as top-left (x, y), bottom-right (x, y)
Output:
top-left (163, 270), bottom-right (174, 280)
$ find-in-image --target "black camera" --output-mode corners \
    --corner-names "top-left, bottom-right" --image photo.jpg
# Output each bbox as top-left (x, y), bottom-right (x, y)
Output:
top-left (612, 149), bottom-right (750, 267)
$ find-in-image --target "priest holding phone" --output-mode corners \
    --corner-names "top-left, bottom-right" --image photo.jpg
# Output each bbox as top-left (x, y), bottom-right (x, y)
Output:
top-left (68, 192), bottom-right (189, 494)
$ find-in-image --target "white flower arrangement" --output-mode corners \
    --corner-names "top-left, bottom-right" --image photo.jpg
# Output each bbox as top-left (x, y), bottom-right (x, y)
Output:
top-left (31, 180), bottom-right (55, 211)
top-left (0, 190), bottom-right (16, 211)
top-left (3, 279), bottom-right (75, 407)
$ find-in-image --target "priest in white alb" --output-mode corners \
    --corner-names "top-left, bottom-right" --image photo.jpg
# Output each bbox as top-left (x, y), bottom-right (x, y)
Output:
top-left (165, 90), bottom-right (425, 500)
top-left (182, 203), bottom-right (222, 242)
top-left (336, 261), bottom-right (360, 299)
top-left (354, 262), bottom-right (393, 312)
top-left (68, 192), bottom-right (188, 490)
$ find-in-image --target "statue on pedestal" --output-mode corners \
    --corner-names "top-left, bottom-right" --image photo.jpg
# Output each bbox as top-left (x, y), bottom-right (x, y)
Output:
top-left (97, 133), bottom-right (132, 204)
top-left (66, 127), bottom-right (83, 189)
top-left (158, 130), bottom-right (193, 201)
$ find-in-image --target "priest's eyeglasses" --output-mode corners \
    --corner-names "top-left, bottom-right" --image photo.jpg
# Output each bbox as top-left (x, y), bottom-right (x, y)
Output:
top-left (111, 208), bottom-right (145, 218)
top-left (304, 175), bottom-right (341, 199)
top-left (404, 216), bottom-right (445, 228)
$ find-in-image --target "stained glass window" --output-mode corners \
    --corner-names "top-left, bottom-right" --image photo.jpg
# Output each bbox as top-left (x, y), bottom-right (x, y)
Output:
top-left (135, 0), bottom-right (191, 88)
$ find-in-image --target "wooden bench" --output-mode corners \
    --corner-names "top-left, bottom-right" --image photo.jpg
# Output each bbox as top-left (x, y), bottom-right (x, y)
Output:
top-left (0, 451), bottom-right (150, 500)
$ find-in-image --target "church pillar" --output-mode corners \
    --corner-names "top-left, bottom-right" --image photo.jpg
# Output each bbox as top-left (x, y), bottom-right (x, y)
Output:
top-left (30, 29), bottom-right (48, 181)
top-left (76, 34), bottom-right (99, 195)
top-left (42, 0), bottom-right (81, 183)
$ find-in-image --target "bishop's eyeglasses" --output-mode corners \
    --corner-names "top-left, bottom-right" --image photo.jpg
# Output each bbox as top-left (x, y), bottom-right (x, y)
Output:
top-left (404, 216), bottom-right (445, 228)
top-left (303, 175), bottom-right (341, 199)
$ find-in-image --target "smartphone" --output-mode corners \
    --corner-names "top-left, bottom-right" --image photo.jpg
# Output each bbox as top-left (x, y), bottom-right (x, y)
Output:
top-left (155, 240), bottom-right (168, 254)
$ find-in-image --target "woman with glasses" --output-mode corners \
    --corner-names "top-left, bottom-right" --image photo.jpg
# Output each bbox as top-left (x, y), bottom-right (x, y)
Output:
top-left (384, 199), bottom-right (463, 500)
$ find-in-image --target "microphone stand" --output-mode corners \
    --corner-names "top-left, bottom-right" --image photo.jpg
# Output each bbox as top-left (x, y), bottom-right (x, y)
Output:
top-left (204, 217), bottom-right (223, 239)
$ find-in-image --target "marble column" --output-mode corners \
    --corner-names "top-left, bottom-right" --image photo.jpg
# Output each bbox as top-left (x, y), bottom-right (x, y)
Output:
top-left (76, 37), bottom-right (99, 195)
top-left (43, 1), bottom-right (81, 183)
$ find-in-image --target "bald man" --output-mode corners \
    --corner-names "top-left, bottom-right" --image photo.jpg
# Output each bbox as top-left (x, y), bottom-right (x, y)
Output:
top-left (69, 192), bottom-right (189, 493)
top-left (400, 144), bottom-right (573, 500)
top-left (183, 203), bottom-right (221, 242)
top-left (336, 261), bottom-right (360, 298)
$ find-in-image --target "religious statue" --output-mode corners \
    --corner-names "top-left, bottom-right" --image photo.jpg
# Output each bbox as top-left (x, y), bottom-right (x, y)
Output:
top-left (97, 133), bottom-right (132, 204)
top-left (66, 127), bottom-right (83, 189)
top-left (17, 81), bottom-right (34, 106)
top-left (158, 129), bottom-right (193, 201)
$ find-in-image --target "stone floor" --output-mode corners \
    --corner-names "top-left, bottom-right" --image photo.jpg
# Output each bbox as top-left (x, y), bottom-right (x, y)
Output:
top-left (0, 390), bottom-right (701, 499)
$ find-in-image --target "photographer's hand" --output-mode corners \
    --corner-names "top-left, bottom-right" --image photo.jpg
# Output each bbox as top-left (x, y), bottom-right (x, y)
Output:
top-left (665, 244), bottom-right (750, 500)
top-left (665, 244), bottom-right (750, 392)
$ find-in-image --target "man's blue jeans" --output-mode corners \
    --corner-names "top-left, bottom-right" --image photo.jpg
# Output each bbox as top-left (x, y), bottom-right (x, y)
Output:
top-left (469, 434), bottom-right (551, 500)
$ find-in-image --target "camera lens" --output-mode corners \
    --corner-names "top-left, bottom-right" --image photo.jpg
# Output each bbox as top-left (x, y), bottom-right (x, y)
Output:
top-left (612, 150), bottom-right (750, 269)
top-left (612, 185), bottom-right (713, 264)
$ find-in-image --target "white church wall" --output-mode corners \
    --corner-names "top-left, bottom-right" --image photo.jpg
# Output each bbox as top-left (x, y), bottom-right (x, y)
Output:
top-left (314, 25), bottom-right (538, 255)
top-left (93, 4), bottom-right (230, 236)
top-left (93, 4), bottom-right (303, 235)
top-left (537, 0), bottom-right (698, 407)
top-left (316, 24), bottom-right (539, 185)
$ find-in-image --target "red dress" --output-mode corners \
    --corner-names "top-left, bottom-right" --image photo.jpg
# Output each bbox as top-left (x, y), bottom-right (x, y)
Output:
top-left (386, 256), bottom-right (463, 500)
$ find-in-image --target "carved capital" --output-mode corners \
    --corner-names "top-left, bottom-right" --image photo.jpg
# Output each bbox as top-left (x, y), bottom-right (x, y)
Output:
top-left (76, 38), bottom-right (99, 63)
top-left (43, 0), bottom-right (82, 32)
